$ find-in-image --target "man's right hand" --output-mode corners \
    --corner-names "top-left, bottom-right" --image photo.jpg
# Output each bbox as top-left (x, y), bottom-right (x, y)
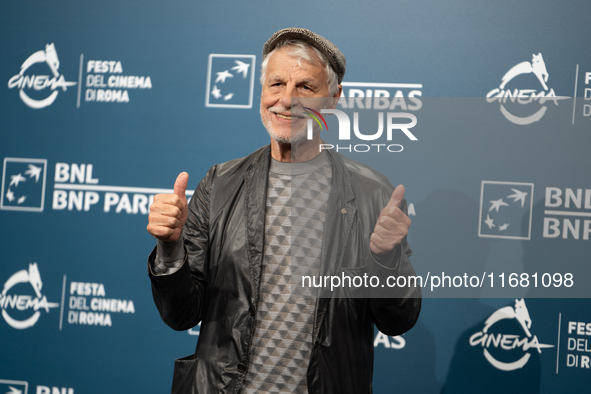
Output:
top-left (147, 172), bottom-right (189, 243)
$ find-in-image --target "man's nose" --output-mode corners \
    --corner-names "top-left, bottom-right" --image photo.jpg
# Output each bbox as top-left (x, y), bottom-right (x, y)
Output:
top-left (279, 84), bottom-right (297, 108)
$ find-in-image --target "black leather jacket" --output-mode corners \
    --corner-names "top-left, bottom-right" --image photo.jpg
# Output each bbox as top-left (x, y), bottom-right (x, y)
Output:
top-left (149, 146), bottom-right (422, 393)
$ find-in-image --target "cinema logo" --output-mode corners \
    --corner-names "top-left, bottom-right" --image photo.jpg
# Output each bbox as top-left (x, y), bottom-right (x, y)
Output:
top-left (566, 320), bottom-right (591, 369)
top-left (6, 44), bottom-right (153, 109)
top-left (583, 71), bottom-right (591, 117)
top-left (7, 43), bottom-right (76, 109)
top-left (84, 59), bottom-right (152, 104)
top-left (67, 281), bottom-right (135, 327)
top-left (486, 53), bottom-right (568, 125)
top-left (469, 299), bottom-right (554, 371)
top-left (0, 263), bottom-right (59, 329)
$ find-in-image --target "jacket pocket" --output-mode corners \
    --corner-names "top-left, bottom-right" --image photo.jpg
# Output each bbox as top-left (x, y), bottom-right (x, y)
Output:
top-left (339, 265), bottom-right (370, 298)
top-left (171, 354), bottom-right (198, 394)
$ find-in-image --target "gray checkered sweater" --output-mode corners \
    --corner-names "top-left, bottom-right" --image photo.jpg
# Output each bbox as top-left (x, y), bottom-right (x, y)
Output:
top-left (243, 151), bottom-right (332, 393)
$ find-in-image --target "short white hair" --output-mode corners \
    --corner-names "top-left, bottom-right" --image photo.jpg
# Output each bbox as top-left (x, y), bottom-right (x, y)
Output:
top-left (260, 40), bottom-right (339, 97)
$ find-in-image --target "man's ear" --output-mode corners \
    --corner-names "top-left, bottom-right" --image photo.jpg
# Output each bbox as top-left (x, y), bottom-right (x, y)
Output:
top-left (329, 84), bottom-right (343, 108)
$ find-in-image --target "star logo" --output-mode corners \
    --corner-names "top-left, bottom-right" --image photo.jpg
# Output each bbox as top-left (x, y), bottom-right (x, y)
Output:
top-left (205, 54), bottom-right (256, 109)
top-left (215, 70), bottom-right (233, 83)
top-left (508, 188), bottom-right (528, 207)
top-left (9, 173), bottom-right (26, 187)
top-left (210, 85), bottom-right (222, 99)
top-left (478, 181), bottom-right (534, 240)
top-left (231, 60), bottom-right (250, 78)
top-left (24, 164), bottom-right (42, 182)
top-left (489, 198), bottom-right (509, 212)
top-left (484, 214), bottom-right (495, 229)
top-left (1, 158), bottom-right (47, 212)
top-left (0, 380), bottom-right (28, 394)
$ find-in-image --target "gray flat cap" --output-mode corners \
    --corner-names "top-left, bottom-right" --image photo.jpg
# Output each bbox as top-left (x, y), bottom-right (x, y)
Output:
top-left (262, 27), bottom-right (346, 84)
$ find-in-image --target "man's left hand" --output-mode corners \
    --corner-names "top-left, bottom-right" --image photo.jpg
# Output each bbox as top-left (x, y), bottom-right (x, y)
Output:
top-left (370, 185), bottom-right (411, 255)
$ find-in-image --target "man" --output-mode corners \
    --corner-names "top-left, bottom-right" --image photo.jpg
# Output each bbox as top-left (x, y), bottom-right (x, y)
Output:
top-left (147, 27), bottom-right (421, 393)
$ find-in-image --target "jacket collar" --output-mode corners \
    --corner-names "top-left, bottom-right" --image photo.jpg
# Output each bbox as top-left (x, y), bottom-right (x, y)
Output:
top-left (243, 145), bottom-right (271, 306)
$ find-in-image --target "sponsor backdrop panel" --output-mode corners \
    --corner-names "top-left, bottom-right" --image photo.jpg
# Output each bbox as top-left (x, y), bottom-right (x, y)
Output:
top-left (1, 1), bottom-right (590, 393)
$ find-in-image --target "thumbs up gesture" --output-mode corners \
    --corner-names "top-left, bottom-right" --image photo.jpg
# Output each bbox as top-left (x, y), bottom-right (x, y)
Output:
top-left (370, 185), bottom-right (411, 255)
top-left (147, 172), bottom-right (189, 243)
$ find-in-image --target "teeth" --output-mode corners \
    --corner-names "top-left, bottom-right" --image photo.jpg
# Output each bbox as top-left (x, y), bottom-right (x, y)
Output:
top-left (276, 113), bottom-right (292, 120)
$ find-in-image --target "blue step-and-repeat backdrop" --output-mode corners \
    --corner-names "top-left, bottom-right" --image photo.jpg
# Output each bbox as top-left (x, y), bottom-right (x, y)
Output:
top-left (1, 1), bottom-right (590, 393)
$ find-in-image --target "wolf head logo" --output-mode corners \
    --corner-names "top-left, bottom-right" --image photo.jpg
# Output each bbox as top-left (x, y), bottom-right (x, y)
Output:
top-left (500, 53), bottom-right (549, 91)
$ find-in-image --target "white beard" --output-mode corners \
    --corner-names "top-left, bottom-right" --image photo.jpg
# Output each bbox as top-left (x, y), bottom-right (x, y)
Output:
top-left (260, 104), bottom-right (310, 144)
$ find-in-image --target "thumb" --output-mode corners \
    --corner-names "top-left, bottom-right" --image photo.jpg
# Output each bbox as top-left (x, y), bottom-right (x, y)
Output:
top-left (389, 184), bottom-right (405, 208)
top-left (173, 172), bottom-right (189, 200)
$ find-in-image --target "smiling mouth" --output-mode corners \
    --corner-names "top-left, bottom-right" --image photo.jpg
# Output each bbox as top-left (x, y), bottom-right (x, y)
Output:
top-left (274, 112), bottom-right (306, 121)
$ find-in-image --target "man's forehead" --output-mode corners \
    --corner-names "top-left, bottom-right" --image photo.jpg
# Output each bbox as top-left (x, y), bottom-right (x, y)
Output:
top-left (267, 72), bottom-right (326, 85)
top-left (265, 51), bottom-right (326, 81)
top-left (266, 72), bottom-right (321, 83)
top-left (268, 47), bottom-right (321, 67)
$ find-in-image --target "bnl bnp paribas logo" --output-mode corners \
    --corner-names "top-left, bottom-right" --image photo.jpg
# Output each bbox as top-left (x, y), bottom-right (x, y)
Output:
top-left (486, 53), bottom-right (568, 125)
top-left (478, 181), bottom-right (534, 240)
top-left (469, 299), bottom-right (554, 371)
top-left (2, 157), bottom-right (192, 214)
top-left (7, 43), bottom-right (76, 109)
top-left (205, 54), bottom-right (256, 108)
top-left (0, 158), bottom-right (47, 212)
top-left (0, 263), bottom-right (59, 329)
top-left (479, 181), bottom-right (591, 241)
top-left (0, 380), bottom-right (74, 394)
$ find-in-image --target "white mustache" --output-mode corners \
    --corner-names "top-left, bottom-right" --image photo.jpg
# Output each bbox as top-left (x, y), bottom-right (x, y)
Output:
top-left (268, 106), bottom-right (307, 118)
